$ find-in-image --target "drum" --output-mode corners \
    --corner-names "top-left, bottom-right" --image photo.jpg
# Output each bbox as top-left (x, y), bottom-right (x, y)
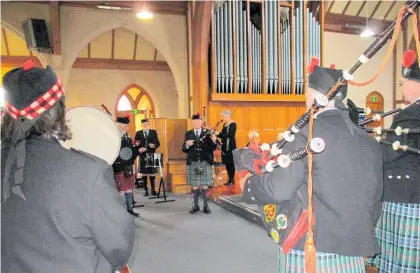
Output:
top-left (61, 106), bottom-right (121, 165)
top-left (145, 153), bottom-right (164, 168)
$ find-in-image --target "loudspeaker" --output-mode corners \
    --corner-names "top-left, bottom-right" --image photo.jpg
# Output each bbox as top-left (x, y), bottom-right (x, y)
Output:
top-left (22, 19), bottom-right (52, 53)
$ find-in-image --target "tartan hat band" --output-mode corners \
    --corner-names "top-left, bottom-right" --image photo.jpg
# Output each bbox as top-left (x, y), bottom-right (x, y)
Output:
top-left (5, 79), bottom-right (64, 120)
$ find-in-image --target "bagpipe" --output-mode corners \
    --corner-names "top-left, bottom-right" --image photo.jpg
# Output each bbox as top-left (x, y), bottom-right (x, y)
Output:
top-left (196, 105), bottom-right (223, 145)
top-left (358, 106), bottom-right (405, 126)
top-left (233, 2), bottom-right (420, 273)
top-left (234, 1), bottom-right (420, 177)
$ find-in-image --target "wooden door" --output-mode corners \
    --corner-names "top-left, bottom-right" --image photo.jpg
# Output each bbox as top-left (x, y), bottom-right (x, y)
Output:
top-left (365, 91), bottom-right (384, 128)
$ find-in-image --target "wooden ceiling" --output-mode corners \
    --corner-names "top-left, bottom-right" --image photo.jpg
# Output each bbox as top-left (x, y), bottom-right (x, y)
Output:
top-left (325, 0), bottom-right (419, 35)
top-left (57, 1), bottom-right (187, 15)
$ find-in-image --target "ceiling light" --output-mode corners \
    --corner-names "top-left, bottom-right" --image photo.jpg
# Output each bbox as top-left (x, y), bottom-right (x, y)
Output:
top-left (360, 28), bottom-right (375, 38)
top-left (136, 10), bottom-right (153, 20)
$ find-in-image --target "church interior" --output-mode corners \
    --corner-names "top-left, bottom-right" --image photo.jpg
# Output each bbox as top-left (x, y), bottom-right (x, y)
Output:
top-left (1, 1), bottom-right (419, 272)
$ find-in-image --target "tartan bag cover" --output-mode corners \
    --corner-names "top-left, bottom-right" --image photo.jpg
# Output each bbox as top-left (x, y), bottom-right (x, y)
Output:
top-left (366, 202), bottom-right (420, 273)
top-left (278, 248), bottom-right (365, 273)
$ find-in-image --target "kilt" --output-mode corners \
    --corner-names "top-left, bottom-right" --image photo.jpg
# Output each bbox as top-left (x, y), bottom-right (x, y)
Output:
top-left (278, 248), bottom-right (365, 273)
top-left (366, 202), bottom-right (420, 273)
top-left (114, 171), bottom-right (135, 192)
top-left (139, 155), bottom-right (157, 175)
top-left (186, 161), bottom-right (213, 187)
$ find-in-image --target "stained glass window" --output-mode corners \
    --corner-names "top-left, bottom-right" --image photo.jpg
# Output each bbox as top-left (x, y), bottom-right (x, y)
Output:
top-left (117, 95), bottom-right (132, 111)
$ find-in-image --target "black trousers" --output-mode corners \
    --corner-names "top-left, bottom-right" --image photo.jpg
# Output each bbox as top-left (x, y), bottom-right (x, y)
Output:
top-left (225, 163), bottom-right (235, 183)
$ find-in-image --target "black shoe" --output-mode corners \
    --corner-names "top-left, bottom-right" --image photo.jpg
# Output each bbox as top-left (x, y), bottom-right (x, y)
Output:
top-left (203, 203), bottom-right (211, 214)
top-left (190, 204), bottom-right (200, 214)
top-left (151, 190), bottom-right (158, 196)
top-left (127, 209), bottom-right (139, 217)
top-left (143, 192), bottom-right (149, 197)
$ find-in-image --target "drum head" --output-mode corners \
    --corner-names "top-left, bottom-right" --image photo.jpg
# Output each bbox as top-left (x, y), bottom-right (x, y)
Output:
top-left (62, 106), bottom-right (121, 165)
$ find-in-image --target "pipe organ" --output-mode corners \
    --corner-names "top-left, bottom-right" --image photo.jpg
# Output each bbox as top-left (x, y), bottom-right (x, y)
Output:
top-left (212, 1), bottom-right (323, 97)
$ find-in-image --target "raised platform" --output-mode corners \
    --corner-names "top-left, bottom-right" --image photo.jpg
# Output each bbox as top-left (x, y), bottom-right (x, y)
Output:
top-left (217, 195), bottom-right (264, 228)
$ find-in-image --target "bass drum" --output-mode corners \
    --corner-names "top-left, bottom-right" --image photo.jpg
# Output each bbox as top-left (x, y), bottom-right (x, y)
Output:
top-left (61, 106), bottom-right (121, 165)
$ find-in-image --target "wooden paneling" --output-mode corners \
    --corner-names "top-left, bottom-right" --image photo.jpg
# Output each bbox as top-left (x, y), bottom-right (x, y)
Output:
top-left (208, 102), bottom-right (306, 147)
top-left (166, 119), bottom-right (187, 160)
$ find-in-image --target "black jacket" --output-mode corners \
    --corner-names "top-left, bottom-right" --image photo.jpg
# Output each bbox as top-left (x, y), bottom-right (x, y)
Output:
top-left (112, 134), bottom-right (139, 173)
top-left (134, 129), bottom-right (160, 158)
top-left (1, 135), bottom-right (135, 273)
top-left (182, 129), bottom-right (217, 165)
top-left (243, 109), bottom-right (383, 257)
top-left (381, 99), bottom-right (420, 203)
top-left (218, 122), bottom-right (237, 152)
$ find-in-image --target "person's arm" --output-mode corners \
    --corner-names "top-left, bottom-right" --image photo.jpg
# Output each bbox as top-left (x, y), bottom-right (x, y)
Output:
top-left (381, 119), bottom-right (420, 164)
top-left (182, 131), bottom-right (191, 153)
top-left (89, 165), bottom-right (135, 268)
top-left (243, 135), bottom-right (307, 204)
top-left (153, 130), bottom-right (161, 149)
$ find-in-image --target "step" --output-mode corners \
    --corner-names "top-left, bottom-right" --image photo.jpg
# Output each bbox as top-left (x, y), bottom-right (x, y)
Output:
top-left (172, 184), bottom-right (191, 194)
top-left (217, 195), bottom-right (264, 228)
top-left (170, 174), bottom-right (187, 185)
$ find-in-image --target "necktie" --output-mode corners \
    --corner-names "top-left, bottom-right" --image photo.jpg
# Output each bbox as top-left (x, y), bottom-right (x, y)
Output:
top-left (195, 131), bottom-right (200, 139)
top-left (144, 131), bottom-right (148, 138)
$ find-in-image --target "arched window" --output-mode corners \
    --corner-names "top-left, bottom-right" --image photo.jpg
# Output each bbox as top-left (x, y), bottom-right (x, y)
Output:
top-left (115, 84), bottom-right (155, 135)
top-left (117, 94), bottom-right (132, 111)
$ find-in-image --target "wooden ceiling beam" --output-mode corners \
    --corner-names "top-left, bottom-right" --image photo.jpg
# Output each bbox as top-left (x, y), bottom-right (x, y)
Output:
top-left (50, 1), bottom-right (61, 55)
top-left (355, 1), bottom-right (367, 17)
top-left (72, 58), bottom-right (171, 71)
top-left (384, 0), bottom-right (396, 20)
top-left (342, 1), bottom-right (352, 15)
top-left (2, 28), bottom-right (10, 56)
top-left (1, 56), bottom-right (42, 67)
top-left (327, 0), bottom-right (335, 14)
top-left (369, 1), bottom-right (382, 19)
top-left (58, 1), bottom-right (187, 16)
top-left (325, 13), bottom-right (392, 34)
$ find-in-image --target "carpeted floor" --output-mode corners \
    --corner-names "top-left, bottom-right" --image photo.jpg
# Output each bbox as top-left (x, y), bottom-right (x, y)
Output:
top-left (127, 190), bottom-right (277, 273)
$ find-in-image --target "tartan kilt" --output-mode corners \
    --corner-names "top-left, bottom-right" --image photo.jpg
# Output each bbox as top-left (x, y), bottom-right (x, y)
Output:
top-left (139, 156), bottom-right (158, 175)
top-left (278, 248), bottom-right (365, 273)
top-left (114, 171), bottom-right (135, 192)
top-left (186, 161), bottom-right (213, 187)
top-left (366, 202), bottom-right (420, 273)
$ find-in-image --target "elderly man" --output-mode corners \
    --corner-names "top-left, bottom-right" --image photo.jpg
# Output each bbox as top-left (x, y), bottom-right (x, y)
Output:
top-left (216, 109), bottom-right (237, 186)
top-left (182, 113), bottom-right (217, 214)
top-left (366, 50), bottom-right (420, 273)
top-left (1, 61), bottom-right (134, 272)
top-left (241, 59), bottom-right (383, 272)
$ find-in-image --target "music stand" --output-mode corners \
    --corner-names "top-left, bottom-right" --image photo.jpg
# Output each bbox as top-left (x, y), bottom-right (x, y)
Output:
top-left (133, 161), bottom-right (145, 208)
top-left (147, 154), bottom-right (175, 204)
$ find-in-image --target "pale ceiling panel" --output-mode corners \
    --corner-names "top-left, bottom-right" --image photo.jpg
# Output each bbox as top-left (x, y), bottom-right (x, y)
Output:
top-left (5, 29), bottom-right (30, 56)
top-left (330, 1), bottom-right (346, 14)
top-left (372, 1), bottom-right (393, 20)
top-left (346, 1), bottom-right (363, 16)
top-left (135, 35), bottom-right (155, 61)
top-left (78, 45), bottom-right (89, 58)
top-left (155, 50), bottom-right (165, 61)
top-left (90, 31), bottom-right (112, 59)
top-left (385, 1), bottom-right (406, 20)
top-left (114, 28), bottom-right (135, 60)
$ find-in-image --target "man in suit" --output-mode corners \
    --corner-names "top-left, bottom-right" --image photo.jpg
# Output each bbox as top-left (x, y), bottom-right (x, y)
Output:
top-left (182, 113), bottom-right (217, 214)
top-left (1, 61), bottom-right (134, 272)
top-left (135, 119), bottom-right (160, 196)
top-left (366, 49), bottom-right (420, 273)
top-left (240, 59), bottom-right (383, 273)
top-left (113, 116), bottom-right (140, 217)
